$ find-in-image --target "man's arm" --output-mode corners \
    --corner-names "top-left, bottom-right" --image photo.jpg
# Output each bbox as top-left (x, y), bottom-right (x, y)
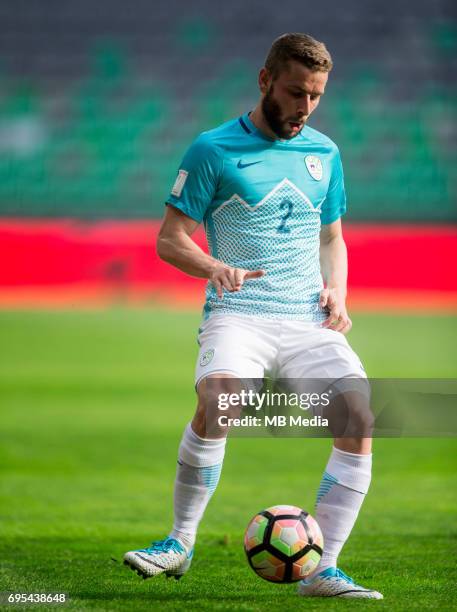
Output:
top-left (319, 219), bottom-right (352, 334)
top-left (157, 205), bottom-right (264, 299)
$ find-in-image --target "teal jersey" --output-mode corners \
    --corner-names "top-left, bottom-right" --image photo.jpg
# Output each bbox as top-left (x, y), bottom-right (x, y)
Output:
top-left (166, 112), bottom-right (346, 321)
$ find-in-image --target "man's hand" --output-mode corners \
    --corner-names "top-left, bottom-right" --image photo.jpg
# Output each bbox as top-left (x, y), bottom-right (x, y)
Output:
top-left (319, 287), bottom-right (352, 334)
top-left (210, 262), bottom-right (265, 299)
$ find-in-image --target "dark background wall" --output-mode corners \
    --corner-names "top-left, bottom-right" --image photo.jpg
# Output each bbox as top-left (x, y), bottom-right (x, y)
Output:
top-left (0, 0), bottom-right (455, 220)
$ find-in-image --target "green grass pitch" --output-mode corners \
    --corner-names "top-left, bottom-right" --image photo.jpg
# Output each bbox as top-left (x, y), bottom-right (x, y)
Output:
top-left (0, 309), bottom-right (456, 610)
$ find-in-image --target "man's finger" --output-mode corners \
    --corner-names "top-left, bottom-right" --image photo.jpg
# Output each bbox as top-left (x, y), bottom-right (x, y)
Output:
top-left (343, 318), bottom-right (353, 334)
top-left (220, 274), bottom-right (234, 293)
top-left (244, 269), bottom-right (266, 280)
top-left (321, 317), bottom-right (333, 328)
top-left (332, 317), bottom-right (348, 332)
top-left (213, 279), bottom-right (223, 299)
top-left (319, 289), bottom-right (330, 307)
top-left (332, 314), bottom-right (352, 333)
top-left (321, 311), bottom-right (341, 328)
top-left (224, 269), bottom-right (238, 291)
top-left (338, 318), bottom-right (352, 334)
top-left (329, 311), bottom-right (341, 326)
top-left (339, 321), bottom-right (351, 335)
top-left (233, 268), bottom-right (244, 290)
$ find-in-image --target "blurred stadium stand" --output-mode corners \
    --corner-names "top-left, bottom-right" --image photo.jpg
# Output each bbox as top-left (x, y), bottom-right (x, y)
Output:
top-left (0, 0), bottom-right (455, 221)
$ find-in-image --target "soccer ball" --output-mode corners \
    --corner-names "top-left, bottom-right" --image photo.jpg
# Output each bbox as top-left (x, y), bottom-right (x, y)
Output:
top-left (244, 504), bottom-right (323, 583)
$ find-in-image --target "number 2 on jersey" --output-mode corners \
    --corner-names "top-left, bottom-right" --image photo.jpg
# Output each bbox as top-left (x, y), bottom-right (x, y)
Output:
top-left (277, 199), bottom-right (294, 233)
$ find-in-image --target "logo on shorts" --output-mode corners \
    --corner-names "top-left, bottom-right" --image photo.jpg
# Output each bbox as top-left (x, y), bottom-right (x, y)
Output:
top-left (200, 348), bottom-right (215, 367)
top-left (305, 155), bottom-right (323, 181)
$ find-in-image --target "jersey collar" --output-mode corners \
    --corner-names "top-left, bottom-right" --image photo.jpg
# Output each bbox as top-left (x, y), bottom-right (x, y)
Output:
top-left (240, 111), bottom-right (304, 145)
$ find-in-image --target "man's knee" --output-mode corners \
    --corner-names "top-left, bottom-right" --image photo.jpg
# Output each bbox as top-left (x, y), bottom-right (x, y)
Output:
top-left (193, 375), bottom-right (242, 437)
top-left (348, 400), bottom-right (375, 436)
top-left (325, 389), bottom-right (375, 439)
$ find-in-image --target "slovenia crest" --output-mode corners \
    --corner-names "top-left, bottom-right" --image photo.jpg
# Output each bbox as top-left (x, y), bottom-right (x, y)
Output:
top-left (304, 155), bottom-right (323, 181)
top-left (200, 348), bottom-right (215, 367)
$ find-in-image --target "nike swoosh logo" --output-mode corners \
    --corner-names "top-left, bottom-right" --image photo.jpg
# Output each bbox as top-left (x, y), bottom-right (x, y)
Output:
top-left (135, 553), bottom-right (166, 569)
top-left (237, 160), bottom-right (262, 169)
top-left (329, 589), bottom-right (376, 597)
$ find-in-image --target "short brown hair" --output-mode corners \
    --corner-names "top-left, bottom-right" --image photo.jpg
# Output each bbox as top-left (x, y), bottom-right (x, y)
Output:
top-left (265, 33), bottom-right (333, 78)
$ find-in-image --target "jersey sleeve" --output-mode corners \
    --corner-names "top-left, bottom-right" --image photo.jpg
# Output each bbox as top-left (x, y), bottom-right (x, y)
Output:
top-left (321, 146), bottom-right (347, 225)
top-left (165, 134), bottom-right (223, 223)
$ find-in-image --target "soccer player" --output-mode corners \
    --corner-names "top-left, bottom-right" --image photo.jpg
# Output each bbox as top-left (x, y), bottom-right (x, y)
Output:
top-left (124, 33), bottom-right (382, 599)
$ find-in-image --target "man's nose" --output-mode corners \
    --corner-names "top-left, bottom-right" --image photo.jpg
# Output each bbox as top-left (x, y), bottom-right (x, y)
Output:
top-left (298, 94), bottom-right (311, 116)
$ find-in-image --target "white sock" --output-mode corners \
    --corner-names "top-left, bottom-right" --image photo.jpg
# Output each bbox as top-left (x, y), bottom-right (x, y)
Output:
top-left (169, 423), bottom-right (226, 550)
top-left (312, 446), bottom-right (372, 575)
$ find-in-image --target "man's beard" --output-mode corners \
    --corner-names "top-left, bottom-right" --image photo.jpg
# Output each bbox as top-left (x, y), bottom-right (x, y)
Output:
top-left (261, 87), bottom-right (304, 140)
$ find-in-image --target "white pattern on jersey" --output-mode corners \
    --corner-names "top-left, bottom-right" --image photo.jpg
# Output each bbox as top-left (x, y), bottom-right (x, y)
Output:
top-left (204, 179), bottom-right (325, 321)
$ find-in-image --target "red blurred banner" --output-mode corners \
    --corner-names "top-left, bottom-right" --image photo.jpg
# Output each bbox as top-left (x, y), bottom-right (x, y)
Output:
top-left (1, 219), bottom-right (456, 310)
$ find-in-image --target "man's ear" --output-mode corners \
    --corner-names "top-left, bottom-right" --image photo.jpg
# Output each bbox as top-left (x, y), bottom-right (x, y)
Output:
top-left (258, 68), bottom-right (271, 94)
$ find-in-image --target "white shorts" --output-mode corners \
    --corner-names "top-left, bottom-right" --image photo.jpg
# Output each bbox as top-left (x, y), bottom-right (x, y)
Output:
top-left (195, 314), bottom-right (366, 388)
